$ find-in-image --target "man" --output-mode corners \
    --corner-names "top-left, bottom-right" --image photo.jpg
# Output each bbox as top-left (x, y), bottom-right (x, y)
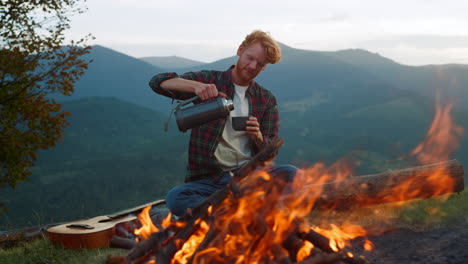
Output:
top-left (149, 30), bottom-right (297, 217)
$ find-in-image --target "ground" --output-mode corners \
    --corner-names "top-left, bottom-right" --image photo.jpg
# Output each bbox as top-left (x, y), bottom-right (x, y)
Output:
top-left (351, 219), bottom-right (468, 264)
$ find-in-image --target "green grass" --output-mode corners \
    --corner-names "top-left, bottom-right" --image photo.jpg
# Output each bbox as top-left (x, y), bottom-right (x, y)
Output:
top-left (0, 238), bottom-right (126, 264)
top-left (308, 188), bottom-right (468, 233)
top-left (396, 189), bottom-right (468, 229)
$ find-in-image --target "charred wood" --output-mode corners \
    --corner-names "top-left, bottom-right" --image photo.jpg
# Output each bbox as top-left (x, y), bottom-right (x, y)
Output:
top-left (283, 234), bottom-right (305, 262)
top-left (299, 229), bottom-right (335, 254)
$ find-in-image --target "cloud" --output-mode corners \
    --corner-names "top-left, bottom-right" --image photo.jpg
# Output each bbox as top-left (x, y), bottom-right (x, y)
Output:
top-left (317, 14), bottom-right (353, 23)
top-left (67, 0), bottom-right (468, 65)
top-left (356, 35), bottom-right (468, 65)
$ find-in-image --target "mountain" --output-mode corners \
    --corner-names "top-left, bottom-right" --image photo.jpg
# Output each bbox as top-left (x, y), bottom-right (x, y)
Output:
top-left (140, 55), bottom-right (206, 70)
top-left (53, 44), bottom-right (468, 117)
top-left (325, 49), bottom-right (468, 108)
top-left (167, 43), bottom-right (416, 114)
top-left (0, 97), bottom-right (188, 228)
top-left (52, 45), bottom-right (173, 113)
top-left (324, 49), bottom-right (400, 67)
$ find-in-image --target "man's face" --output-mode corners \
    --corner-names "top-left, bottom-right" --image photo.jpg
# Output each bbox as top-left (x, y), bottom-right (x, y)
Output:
top-left (233, 42), bottom-right (268, 86)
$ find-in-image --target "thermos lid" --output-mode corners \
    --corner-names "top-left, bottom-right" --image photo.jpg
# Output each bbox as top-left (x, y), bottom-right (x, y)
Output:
top-left (223, 98), bottom-right (234, 112)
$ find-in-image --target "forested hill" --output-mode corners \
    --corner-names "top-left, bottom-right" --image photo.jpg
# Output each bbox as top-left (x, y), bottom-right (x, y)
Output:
top-left (0, 97), bottom-right (188, 228)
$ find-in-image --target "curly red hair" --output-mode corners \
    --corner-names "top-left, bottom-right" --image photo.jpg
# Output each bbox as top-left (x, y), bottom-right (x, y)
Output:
top-left (241, 30), bottom-right (282, 64)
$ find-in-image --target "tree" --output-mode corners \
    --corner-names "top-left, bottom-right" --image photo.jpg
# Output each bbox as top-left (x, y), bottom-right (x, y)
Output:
top-left (0, 0), bottom-right (92, 206)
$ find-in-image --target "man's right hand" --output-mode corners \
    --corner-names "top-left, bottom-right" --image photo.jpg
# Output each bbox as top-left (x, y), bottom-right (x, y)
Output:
top-left (194, 83), bottom-right (227, 101)
top-left (160, 78), bottom-right (227, 101)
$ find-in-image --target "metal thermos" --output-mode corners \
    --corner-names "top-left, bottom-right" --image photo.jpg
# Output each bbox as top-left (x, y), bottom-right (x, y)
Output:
top-left (175, 96), bottom-right (234, 132)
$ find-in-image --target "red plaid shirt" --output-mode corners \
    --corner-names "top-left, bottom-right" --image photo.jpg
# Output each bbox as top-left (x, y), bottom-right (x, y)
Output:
top-left (149, 66), bottom-right (279, 182)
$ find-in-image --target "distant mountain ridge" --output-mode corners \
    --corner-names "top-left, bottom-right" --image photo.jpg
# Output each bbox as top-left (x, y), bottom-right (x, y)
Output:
top-left (140, 55), bottom-right (206, 70)
top-left (52, 44), bottom-right (468, 114)
top-left (325, 49), bottom-right (468, 106)
top-left (52, 45), bottom-right (173, 113)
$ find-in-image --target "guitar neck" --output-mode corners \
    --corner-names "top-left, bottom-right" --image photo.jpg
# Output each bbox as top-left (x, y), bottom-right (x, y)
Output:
top-left (107, 199), bottom-right (166, 219)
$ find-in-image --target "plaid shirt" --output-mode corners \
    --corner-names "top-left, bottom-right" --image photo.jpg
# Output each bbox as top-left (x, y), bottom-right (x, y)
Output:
top-left (149, 66), bottom-right (279, 182)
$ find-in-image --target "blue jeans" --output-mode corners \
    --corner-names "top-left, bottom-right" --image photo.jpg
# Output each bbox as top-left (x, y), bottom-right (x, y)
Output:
top-left (165, 165), bottom-right (298, 216)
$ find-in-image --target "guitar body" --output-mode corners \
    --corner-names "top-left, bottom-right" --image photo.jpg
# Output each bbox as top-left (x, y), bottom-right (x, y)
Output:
top-left (46, 199), bottom-right (165, 249)
top-left (47, 214), bottom-right (136, 249)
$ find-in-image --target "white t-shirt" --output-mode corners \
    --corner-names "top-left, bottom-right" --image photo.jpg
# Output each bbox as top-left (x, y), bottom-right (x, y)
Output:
top-left (214, 84), bottom-right (251, 171)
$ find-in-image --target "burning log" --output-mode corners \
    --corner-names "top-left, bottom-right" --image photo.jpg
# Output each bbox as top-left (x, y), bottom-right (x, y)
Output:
top-left (314, 159), bottom-right (464, 210)
top-left (296, 231), bottom-right (368, 264)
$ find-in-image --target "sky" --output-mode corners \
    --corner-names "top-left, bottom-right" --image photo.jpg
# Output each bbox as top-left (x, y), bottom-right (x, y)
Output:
top-left (66, 0), bottom-right (468, 66)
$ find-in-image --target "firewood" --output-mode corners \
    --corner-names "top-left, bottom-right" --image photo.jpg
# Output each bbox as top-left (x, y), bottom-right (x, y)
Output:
top-left (271, 243), bottom-right (293, 264)
top-left (233, 137), bottom-right (284, 181)
top-left (186, 216), bottom-right (217, 264)
top-left (110, 236), bottom-right (136, 250)
top-left (299, 229), bottom-right (335, 254)
top-left (245, 213), bottom-right (269, 256)
top-left (123, 228), bottom-right (172, 264)
top-left (314, 159), bottom-right (464, 210)
top-left (297, 230), bottom-right (370, 264)
top-left (283, 234), bottom-right (305, 261)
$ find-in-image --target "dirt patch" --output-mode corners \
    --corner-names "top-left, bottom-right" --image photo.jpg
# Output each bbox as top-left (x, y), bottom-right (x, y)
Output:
top-left (351, 219), bottom-right (468, 264)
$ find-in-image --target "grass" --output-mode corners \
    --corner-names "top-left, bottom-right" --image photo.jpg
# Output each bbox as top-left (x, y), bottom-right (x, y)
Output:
top-left (1, 189), bottom-right (467, 263)
top-left (0, 238), bottom-right (126, 264)
top-left (396, 188), bottom-right (468, 229)
top-left (308, 188), bottom-right (468, 233)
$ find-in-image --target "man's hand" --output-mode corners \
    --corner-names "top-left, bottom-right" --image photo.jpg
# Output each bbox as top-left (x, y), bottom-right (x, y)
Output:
top-left (246, 116), bottom-right (264, 148)
top-left (160, 78), bottom-right (226, 101)
top-left (194, 83), bottom-right (227, 101)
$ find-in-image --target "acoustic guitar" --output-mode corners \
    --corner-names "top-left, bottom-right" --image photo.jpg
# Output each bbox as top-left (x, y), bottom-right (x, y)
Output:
top-left (46, 199), bottom-right (165, 249)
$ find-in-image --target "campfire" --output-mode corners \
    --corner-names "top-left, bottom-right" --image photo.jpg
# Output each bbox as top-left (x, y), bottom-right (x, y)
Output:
top-left (107, 102), bottom-right (464, 264)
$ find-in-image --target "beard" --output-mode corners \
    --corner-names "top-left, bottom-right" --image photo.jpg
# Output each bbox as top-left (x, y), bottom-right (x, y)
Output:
top-left (234, 65), bottom-right (257, 85)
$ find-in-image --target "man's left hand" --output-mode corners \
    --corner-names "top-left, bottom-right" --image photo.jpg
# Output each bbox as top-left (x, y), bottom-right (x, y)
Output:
top-left (246, 116), bottom-right (264, 148)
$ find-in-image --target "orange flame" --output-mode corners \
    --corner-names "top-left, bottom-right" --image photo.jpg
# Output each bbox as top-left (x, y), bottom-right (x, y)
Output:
top-left (161, 211), bottom-right (173, 229)
top-left (411, 102), bottom-right (463, 164)
top-left (364, 239), bottom-right (374, 251)
top-left (377, 100), bottom-right (464, 204)
top-left (134, 206), bottom-right (159, 241)
top-left (312, 224), bottom-right (368, 252)
top-left (297, 241), bottom-right (314, 261)
top-left (172, 220), bottom-right (210, 264)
